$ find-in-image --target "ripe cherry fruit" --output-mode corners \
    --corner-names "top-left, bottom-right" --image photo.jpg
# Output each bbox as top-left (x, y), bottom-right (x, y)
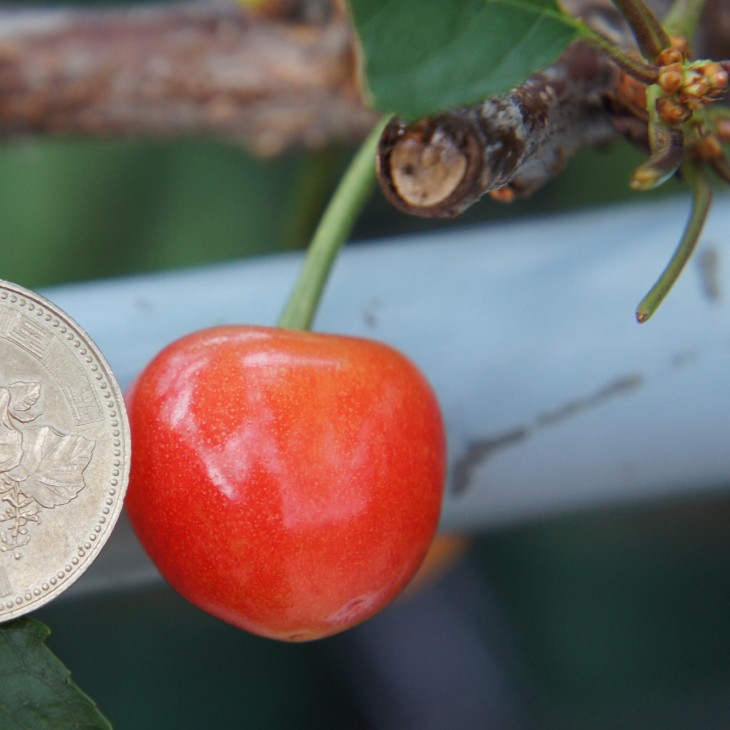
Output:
top-left (125, 325), bottom-right (446, 641)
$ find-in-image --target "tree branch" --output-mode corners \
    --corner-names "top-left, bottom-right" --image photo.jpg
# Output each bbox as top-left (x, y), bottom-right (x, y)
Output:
top-left (0, 0), bottom-right (723, 201)
top-left (375, 41), bottom-right (621, 218)
top-left (374, 0), bottom-right (729, 218)
top-left (0, 0), bottom-right (376, 154)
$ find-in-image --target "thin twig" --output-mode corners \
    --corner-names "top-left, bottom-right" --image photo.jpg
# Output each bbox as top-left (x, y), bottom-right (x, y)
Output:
top-left (611, 0), bottom-right (669, 59)
top-left (376, 41), bottom-right (620, 218)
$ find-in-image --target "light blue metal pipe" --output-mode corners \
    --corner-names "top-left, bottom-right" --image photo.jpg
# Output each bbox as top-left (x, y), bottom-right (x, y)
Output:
top-left (47, 194), bottom-right (730, 595)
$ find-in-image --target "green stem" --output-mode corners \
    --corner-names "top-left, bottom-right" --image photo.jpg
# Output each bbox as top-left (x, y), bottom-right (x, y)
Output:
top-left (611, 0), bottom-right (670, 60)
top-left (662, 0), bottom-right (708, 40)
top-left (635, 161), bottom-right (713, 322)
top-left (277, 117), bottom-right (388, 331)
top-left (575, 21), bottom-right (659, 83)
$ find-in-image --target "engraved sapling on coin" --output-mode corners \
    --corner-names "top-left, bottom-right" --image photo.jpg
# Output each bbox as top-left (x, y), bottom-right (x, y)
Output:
top-left (0, 281), bottom-right (129, 622)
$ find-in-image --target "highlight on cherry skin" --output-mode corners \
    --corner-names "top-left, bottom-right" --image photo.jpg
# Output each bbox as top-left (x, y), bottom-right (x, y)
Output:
top-left (124, 325), bottom-right (446, 641)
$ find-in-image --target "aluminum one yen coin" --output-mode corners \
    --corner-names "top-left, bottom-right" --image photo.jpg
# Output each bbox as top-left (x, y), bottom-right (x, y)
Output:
top-left (0, 280), bottom-right (129, 622)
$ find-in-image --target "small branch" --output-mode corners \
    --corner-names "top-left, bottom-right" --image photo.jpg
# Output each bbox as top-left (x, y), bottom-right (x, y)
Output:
top-left (375, 41), bottom-right (620, 218)
top-left (0, 0), bottom-right (376, 154)
top-left (0, 0), bottom-right (719, 194)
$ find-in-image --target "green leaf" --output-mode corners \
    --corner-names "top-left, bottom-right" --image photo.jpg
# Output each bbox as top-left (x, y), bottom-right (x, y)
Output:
top-left (348, 0), bottom-right (580, 119)
top-left (0, 618), bottom-right (112, 730)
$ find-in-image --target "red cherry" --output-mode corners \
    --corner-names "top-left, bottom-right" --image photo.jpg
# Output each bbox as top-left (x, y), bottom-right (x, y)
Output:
top-left (125, 325), bottom-right (446, 641)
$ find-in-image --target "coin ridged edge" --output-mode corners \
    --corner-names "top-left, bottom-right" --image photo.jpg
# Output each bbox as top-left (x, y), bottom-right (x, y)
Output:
top-left (0, 281), bottom-right (130, 619)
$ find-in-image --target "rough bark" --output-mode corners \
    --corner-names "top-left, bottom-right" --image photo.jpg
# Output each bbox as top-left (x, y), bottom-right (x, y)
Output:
top-left (0, 0), bottom-right (376, 154)
top-left (375, 42), bottom-right (620, 218)
top-left (0, 0), bottom-right (730, 196)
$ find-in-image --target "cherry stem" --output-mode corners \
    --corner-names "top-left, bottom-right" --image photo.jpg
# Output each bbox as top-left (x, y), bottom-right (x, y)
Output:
top-left (277, 117), bottom-right (388, 331)
top-left (635, 161), bottom-right (713, 322)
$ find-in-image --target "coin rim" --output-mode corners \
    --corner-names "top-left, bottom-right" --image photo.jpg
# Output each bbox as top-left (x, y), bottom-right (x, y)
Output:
top-left (0, 279), bottom-right (130, 622)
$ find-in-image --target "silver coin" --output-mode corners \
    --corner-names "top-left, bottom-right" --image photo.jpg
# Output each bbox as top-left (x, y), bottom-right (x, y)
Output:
top-left (0, 280), bottom-right (129, 621)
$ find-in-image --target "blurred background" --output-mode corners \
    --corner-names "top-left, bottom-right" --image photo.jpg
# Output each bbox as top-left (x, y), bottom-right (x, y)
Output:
top-left (0, 50), bottom-right (726, 729)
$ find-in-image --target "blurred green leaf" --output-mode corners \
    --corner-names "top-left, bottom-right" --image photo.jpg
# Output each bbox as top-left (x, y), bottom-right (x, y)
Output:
top-left (0, 140), bottom-right (326, 287)
top-left (348, 0), bottom-right (579, 119)
top-left (0, 618), bottom-right (111, 729)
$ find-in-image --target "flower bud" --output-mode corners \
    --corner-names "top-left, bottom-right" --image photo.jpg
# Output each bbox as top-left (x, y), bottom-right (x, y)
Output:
top-left (701, 62), bottom-right (729, 93)
top-left (683, 69), bottom-right (709, 98)
top-left (656, 47), bottom-right (683, 66)
top-left (657, 64), bottom-right (684, 95)
top-left (668, 36), bottom-right (691, 59)
top-left (656, 96), bottom-right (691, 125)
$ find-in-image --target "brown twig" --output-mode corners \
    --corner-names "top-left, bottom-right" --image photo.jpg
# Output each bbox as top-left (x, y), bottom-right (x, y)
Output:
top-left (0, 0), bottom-right (376, 154)
top-left (0, 0), bottom-right (722, 189)
top-left (375, 1), bottom-right (729, 218)
top-left (376, 41), bottom-right (621, 218)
